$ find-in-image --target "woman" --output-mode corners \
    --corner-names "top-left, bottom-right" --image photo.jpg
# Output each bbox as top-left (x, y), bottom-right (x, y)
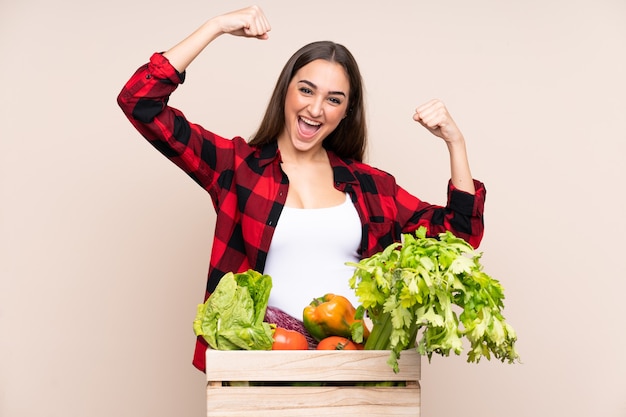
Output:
top-left (117, 5), bottom-right (486, 372)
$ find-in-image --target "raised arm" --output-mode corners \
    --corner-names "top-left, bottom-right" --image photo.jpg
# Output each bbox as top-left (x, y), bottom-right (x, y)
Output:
top-left (117, 6), bottom-right (271, 192)
top-left (413, 99), bottom-right (476, 194)
top-left (163, 5), bottom-right (271, 73)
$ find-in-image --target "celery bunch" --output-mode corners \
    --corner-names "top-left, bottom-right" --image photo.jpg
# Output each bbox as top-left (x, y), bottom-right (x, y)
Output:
top-left (348, 227), bottom-right (520, 373)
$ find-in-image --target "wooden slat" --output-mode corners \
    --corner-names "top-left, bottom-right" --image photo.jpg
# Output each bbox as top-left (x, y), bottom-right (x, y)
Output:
top-left (205, 350), bottom-right (421, 417)
top-left (206, 385), bottom-right (421, 417)
top-left (205, 349), bottom-right (421, 382)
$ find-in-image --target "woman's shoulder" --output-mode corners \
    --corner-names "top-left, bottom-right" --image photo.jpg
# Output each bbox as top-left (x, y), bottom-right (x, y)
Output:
top-left (340, 157), bottom-right (396, 180)
top-left (229, 139), bottom-right (280, 168)
top-left (329, 153), bottom-right (399, 192)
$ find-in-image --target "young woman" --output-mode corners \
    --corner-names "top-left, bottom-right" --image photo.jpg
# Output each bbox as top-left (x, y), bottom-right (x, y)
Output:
top-left (117, 5), bottom-right (486, 372)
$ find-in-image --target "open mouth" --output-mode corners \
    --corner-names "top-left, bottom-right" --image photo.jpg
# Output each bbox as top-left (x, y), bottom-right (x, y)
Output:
top-left (297, 116), bottom-right (322, 138)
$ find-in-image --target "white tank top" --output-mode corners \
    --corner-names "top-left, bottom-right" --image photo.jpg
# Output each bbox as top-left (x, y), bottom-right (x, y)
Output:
top-left (264, 194), bottom-right (362, 319)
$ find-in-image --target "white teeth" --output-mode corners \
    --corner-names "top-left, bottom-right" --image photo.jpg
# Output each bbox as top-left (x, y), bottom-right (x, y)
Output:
top-left (300, 117), bottom-right (321, 126)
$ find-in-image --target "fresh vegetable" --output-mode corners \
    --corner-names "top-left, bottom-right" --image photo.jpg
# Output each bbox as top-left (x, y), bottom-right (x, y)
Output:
top-left (348, 226), bottom-right (520, 373)
top-left (303, 293), bottom-right (370, 342)
top-left (316, 336), bottom-right (362, 350)
top-left (271, 327), bottom-right (309, 350)
top-left (193, 270), bottom-right (274, 350)
top-left (264, 305), bottom-right (317, 348)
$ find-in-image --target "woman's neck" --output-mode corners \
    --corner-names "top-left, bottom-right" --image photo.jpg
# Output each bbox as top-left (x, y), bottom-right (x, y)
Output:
top-left (277, 139), bottom-right (328, 165)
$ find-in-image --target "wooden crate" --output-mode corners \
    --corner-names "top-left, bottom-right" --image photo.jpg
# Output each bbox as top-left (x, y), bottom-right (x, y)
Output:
top-left (205, 349), bottom-right (421, 417)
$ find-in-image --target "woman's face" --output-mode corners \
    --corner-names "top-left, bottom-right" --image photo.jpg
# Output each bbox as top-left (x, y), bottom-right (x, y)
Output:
top-left (278, 59), bottom-right (350, 156)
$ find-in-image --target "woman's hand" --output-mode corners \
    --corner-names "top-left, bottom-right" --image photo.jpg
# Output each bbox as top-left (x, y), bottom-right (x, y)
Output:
top-left (413, 99), bottom-right (464, 145)
top-left (163, 5), bottom-right (271, 73)
top-left (413, 99), bottom-right (476, 194)
top-left (215, 5), bottom-right (271, 39)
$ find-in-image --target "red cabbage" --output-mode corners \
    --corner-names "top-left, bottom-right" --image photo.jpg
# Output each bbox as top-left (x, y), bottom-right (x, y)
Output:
top-left (264, 305), bottom-right (317, 349)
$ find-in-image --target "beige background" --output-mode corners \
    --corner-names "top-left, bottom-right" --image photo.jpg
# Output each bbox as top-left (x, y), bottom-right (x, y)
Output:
top-left (1, 0), bottom-right (625, 416)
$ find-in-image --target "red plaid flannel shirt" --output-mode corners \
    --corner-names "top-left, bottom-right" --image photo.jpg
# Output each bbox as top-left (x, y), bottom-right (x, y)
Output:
top-left (117, 53), bottom-right (486, 372)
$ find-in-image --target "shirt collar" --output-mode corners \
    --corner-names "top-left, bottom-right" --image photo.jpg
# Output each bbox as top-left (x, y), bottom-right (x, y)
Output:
top-left (258, 141), bottom-right (280, 167)
top-left (328, 151), bottom-right (358, 185)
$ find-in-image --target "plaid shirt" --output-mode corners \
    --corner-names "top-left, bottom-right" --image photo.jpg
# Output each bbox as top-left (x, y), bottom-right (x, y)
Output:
top-left (117, 53), bottom-right (486, 371)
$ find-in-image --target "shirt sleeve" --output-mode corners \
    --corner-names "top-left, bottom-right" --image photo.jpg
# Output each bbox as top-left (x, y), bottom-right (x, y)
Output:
top-left (396, 179), bottom-right (486, 249)
top-left (116, 52), bottom-right (236, 192)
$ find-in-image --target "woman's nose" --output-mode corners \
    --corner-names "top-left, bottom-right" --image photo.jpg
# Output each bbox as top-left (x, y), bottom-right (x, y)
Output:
top-left (307, 97), bottom-right (324, 118)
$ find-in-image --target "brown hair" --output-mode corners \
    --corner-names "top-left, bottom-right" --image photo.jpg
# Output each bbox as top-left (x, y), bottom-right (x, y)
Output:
top-left (249, 41), bottom-right (367, 162)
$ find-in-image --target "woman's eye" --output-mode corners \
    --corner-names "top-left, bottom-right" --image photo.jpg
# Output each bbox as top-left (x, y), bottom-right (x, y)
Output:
top-left (328, 97), bottom-right (342, 105)
top-left (299, 87), bottom-right (313, 95)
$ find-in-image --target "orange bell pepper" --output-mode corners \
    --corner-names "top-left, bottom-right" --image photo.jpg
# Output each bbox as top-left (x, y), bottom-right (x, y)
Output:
top-left (302, 293), bottom-right (370, 342)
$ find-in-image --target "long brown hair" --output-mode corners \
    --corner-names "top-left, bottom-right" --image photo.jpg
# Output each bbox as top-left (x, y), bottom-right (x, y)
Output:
top-left (249, 41), bottom-right (367, 162)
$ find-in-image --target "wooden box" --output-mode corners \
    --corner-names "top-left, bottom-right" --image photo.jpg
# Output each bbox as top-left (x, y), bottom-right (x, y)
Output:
top-left (205, 349), bottom-right (421, 417)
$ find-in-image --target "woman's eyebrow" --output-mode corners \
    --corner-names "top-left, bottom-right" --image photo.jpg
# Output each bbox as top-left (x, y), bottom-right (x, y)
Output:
top-left (298, 79), bottom-right (346, 97)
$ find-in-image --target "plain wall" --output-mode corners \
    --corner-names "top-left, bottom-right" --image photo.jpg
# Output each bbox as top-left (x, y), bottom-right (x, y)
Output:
top-left (1, 0), bottom-right (625, 416)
